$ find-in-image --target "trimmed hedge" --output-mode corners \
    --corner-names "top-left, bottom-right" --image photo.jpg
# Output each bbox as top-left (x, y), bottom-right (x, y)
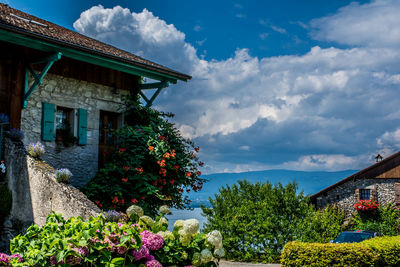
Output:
top-left (281, 236), bottom-right (400, 267)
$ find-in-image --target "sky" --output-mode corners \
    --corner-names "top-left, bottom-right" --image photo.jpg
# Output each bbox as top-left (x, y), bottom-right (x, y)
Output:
top-left (6, 0), bottom-right (400, 173)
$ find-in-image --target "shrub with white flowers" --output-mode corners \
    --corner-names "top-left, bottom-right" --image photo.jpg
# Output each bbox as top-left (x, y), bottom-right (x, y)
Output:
top-left (55, 168), bottom-right (72, 183)
top-left (26, 141), bottom-right (45, 158)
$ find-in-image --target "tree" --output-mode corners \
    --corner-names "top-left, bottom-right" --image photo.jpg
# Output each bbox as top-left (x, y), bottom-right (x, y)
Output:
top-left (201, 180), bottom-right (312, 263)
top-left (83, 97), bottom-right (205, 216)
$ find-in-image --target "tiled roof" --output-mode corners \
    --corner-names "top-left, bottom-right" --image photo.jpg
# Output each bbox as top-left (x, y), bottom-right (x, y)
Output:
top-left (310, 150), bottom-right (400, 201)
top-left (0, 3), bottom-right (191, 81)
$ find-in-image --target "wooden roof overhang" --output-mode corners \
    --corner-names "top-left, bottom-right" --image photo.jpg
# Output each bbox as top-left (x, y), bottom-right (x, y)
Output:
top-left (0, 5), bottom-right (191, 107)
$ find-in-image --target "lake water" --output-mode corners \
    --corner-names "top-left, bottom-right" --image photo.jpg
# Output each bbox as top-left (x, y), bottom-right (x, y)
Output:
top-left (165, 208), bottom-right (207, 231)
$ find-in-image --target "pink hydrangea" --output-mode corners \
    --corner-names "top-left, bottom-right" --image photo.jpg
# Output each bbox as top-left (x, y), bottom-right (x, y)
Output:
top-left (9, 254), bottom-right (23, 263)
top-left (131, 246), bottom-right (150, 261)
top-left (145, 259), bottom-right (163, 267)
top-left (0, 253), bottom-right (9, 264)
top-left (140, 230), bottom-right (164, 251)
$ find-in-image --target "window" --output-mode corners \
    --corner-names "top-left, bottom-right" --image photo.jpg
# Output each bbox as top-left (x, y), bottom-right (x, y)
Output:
top-left (56, 106), bottom-right (73, 132)
top-left (360, 189), bottom-right (371, 200)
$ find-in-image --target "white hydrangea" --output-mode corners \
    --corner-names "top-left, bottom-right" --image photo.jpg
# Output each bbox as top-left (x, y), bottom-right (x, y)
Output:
top-left (206, 230), bottom-right (223, 249)
top-left (183, 219), bottom-right (199, 235)
top-left (139, 215), bottom-right (154, 228)
top-left (157, 230), bottom-right (175, 241)
top-left (192, 252), bottom-right (202, 266)
top-left (126, 205), bottom-right (144, 218)
top-left (214, 248), bottom-right (225, 258)
top-left (200, 248), bottom-right (213, 263)
top-left (157, 217), bottom-right (169, 228)
top-left (174, 219), bottom-right (185, 230)
top-left (159, 205), bottom-right (170, 214)
top-left (178, 229), bottom-right (191, 246)
top-left (181, 251), bottom-right (188, 260)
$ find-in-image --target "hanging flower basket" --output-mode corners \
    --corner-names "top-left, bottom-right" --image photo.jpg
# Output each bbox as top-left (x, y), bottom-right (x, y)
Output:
top-left (354, 200), bottom-right (379, 214)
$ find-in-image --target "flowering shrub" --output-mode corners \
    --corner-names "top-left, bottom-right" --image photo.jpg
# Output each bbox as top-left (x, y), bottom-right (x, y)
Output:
top-left (26, 142), bottom-right (45, 158)
top-left (83, 98), bottom-right (205, 216)
top-left (354, 200), bottom-right (380, 211)
top-left (55, 168), bottom-right (72, 183)
top-left (7, 129), bottom-right (24, 141)
top-left (0, 113), bottom-right (9, 124)
top-left (8, 207), bottom-right (223, 267)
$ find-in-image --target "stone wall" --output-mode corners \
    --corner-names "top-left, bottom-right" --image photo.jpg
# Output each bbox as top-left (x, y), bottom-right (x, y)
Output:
top-left (0, 137), bottom-right (101, 252)
top-left (21, 73), bottom-right (130, 187)
top-left (315, 177), bottom-right (400, 215)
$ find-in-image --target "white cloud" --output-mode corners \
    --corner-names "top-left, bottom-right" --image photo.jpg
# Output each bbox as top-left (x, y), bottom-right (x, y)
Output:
top-left (193, 25), bottom-right (202, 32)
top-left (259, 32), bottom-right (269, 40)
top-left (235, 14), bottom-right (246, 19)
top-left (74, 2), bottom-right (400, 173)
top-left (310, 0), bottom-right (400, 48)
top-left (270, 25), bottom-right (286, 34)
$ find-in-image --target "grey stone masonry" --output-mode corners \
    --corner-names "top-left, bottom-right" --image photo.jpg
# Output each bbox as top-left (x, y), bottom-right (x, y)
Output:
top-left (21, 73), bottom-right (130, 187)
top-left (315, 177), bottom-right (400, 215)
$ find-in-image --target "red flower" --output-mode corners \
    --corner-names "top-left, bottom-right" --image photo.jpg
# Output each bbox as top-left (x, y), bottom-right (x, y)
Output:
top-left (186, 172), bottom-right (192, 177)
top-left (119, 198), bottom-right (125, 206)
top-left (178, 188), bottom-right (184, 193)
top-left (112, 196), bottom-right (119, 204)
top-left (131, 199), bottom-right (138, 204)
top-left (157, 159), bottom-right (166, 167)
top-left (194, 147), bottom-right (200, 152)
top-left (169, 179), bottom-right (175, 184)
top-left (158, 136), bottom-right (166, 141)
top-left (197, 171), bottom-right (202, 176)
top-left (186, 189), bottom-right (191, 192)
top-left (163, 152), bottom-right (171, 159)
top-left (159, 168), bottom-right (167, 177)
top-left (123, 166), bottom-right (130, 171)
top-left (140, 196), bottom-right (146, 200)
top-left (135, 167), bottom-right (144, 174)
top-left (121, 178), bottom-right (128, 183)
top-left (148, 146), bottom-right (154, 152)
top-left (118, 148), bottom-right (126, 153)
top-left (173, 165), bottom-right (180, 170)
top-left (95, 200), bottom-right (102, 208)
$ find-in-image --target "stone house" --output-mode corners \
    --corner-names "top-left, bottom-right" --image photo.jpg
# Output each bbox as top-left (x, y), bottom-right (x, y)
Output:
top-left (0, 3), bottom-right (191, 187)
top-left (310, 151), bottom-right (400, 215)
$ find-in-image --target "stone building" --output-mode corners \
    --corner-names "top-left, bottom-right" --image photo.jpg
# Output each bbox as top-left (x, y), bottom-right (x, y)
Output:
top-left (0, 3), bottom-right (191, 187)
top-left (310, 151), bottom-right (400, 215)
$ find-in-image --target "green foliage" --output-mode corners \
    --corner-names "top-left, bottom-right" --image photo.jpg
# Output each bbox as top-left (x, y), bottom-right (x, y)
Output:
top-left (0, 182), bottom-right (12, 221)
top-left (83, 97), bottom-right (204, 216)
top-left (281, 236), bottom-right (400, 267)
top-left (350, 203), bottom-right (400, 236)
top-left (10, 212), bottom-right (142, 266)
top-left (281, 241), bottom-right (378, 267)
top-left (201, 180), bottom-right (312, 263)
top-left (298, 205), bottom-right (346, 243)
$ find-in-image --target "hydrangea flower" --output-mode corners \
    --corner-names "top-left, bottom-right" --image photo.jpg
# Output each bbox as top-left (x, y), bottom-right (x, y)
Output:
top-left (183, 219), bottom-right (199, 235)
top-left (156, 217), bottom-right (168, 228)
top-left (159, 205), bottom-right (170, 214)
top-left (140, 230), bottom-right (164, 250)
top-left (214, 248), bottom-right (225, 258)
top-left (157, 230), bottom-right (175, 241)
top-left (26, 141), bottom-right (45, 158)
top-left (140, 216), bottom-right (155, 228)
top-left (131, 246), bottom-right (150, 261)
top-left (178, 229), bottom-right (191, 246)
top-left (206, 230), bottom-right (223, 249)
top-left (104, 210), bottom-right (121, 222)
top-left (55, 168), bottom-right (72, 183)
top-left (173, 219), bottom-right (184, 230)
top-left (127, 205), bottom-right (144, 218)
top-left (8, 128), bottom-right (24, 140)
top-left (192, 252), bottom-right (202, 266)
top-left (145, 259), bottom-right (162, 267)
top-left (200, 248), bottom-right (213, 263)
top-left (0, 253), bottom-right (9, 264)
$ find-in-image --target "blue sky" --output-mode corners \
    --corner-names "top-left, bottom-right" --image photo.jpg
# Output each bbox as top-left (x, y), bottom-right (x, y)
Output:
top-left (6, 0), bottom-right (400, 173)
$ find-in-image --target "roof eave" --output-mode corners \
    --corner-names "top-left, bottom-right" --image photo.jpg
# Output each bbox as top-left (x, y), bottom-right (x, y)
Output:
top-left (0, 24), bottom-right (191, 83)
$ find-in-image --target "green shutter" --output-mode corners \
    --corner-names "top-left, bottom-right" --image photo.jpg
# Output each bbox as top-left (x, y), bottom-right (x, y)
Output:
top-left (42, 102), bottom-right (55, 141)
top-left (78, 108), bottom-right (87, 145)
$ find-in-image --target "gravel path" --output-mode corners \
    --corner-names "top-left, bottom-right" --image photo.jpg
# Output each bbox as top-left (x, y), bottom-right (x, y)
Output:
top-left (219, 260), bottom-right (281, 267)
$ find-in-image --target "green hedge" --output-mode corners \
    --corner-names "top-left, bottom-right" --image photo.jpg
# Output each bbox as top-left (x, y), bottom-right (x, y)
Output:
top-left (281, 236), bottom-right (400, 267)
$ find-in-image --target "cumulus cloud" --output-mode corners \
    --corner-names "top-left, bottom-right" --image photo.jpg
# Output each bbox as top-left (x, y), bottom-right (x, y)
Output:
top-left (310, 0), bottom-right (400, 48)
top-left (74, 2), bottom-right (400, 173)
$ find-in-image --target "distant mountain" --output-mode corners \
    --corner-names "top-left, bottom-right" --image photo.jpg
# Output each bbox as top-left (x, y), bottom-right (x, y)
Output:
top-left (188, 169), bottom-right (358, 206)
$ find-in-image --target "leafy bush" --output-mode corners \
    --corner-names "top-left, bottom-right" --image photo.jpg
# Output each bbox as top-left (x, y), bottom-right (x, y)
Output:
top-left (298, 205), bottom-right (346, 243)
top-left (55, 168), bottom-right (72, 183)
top-left (26, 142), bottom-right (45, 158)
top-left (281, 236), bottom-right (400, 267)
top-left (281, 241), bottom-right (378, 267)
top-left (202, 180), bottom-right (312, 263)
top-left (8, 206), bottom-right (224, 267)
top-left (350, 203), bottom-right (400, 236)
top-left (84, 98), bottom-right (205, 216)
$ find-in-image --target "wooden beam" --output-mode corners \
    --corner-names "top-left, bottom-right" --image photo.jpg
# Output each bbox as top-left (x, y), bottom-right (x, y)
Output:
top-left (138, 81), bottom-right (169, 90)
